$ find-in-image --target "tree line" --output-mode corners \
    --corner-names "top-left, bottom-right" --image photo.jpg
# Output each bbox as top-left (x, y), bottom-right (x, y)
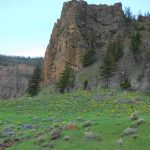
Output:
top-left (0, 54), bottom-right (43, 66)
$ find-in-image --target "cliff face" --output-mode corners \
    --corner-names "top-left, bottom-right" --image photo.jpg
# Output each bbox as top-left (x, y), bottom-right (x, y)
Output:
top-left (44, 0), bottom-right (150, 91)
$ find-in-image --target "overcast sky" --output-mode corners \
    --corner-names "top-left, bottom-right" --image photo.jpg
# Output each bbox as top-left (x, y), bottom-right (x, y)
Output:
top-left (0, 0), bottom-right (149, 57)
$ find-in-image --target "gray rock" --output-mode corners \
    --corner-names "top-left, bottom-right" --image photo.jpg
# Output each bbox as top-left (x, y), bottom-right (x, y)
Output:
top-left (2, 130), bottom-right (15, 137)
top-left (116, 138), bottom-right (123, 145)
top-left (83, 121), bottom-right (92, 128)
top-left (51, 128), bottom-right (61, 140)
top-left (21, 124), bottom-right (33, 129)
top-left (130, 122), bottom-right (138, 128)
top-left (84, 131), bottom-right (96, 140)
top-left (85, 127), bottom-right (91, 132)
top-left (117, 99), bottom-right (138, 104)
top-left (3, 127), bottom-right (13, 132)
top-left (136, 118), bottom-right (145, 125)
top-left (131, 118), bottom-right (145, 128)
top-left (37, 135), bottom-right (46, 144)
top-left (123, 128), bottom-right (138, 136)
top-left (129, 112), bottom-right (139, 121)
top-left (2, 126), bottom-right (16, 137)
top-left (64, 136), bottom-right (71, 141)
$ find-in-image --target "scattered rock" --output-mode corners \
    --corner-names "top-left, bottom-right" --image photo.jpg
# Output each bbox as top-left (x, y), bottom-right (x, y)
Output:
top-left (21, 124), bottom-right (33, 129)
top-left (130, 122), bottom-right (138, 128)
top-left (3, 127), bottom-right (13, 133)
top-left (2, 127), bottom-right (15, 137)
top-left (37, 135), bottom-right (46, 144)
top-left (3, 131), bottom-right (15, 137)
top-left (131, 118), bottom-right (145, 128)
top-left (85, 127), bottom-right (91, 132)
top-left (117, 99), bottom-right (139, 104)
top-left (84, 131), bottom-right (96, 141)
top-left (123, 128), bottom-right (138, 136)
top-left (116, 138), bottom-right (123, 145)
top-left (51, 128), bottom-right (61, 140)
top-left (83, 121), bottom-right (92, 128)
top-left (136, 118), bottom-right (145, 126)
top-left (63, 123), bottom-right (79, 130)
top-left (64, 136), bottom-right (71, 141)
top-left (129, 112), bottom-right (139, 121)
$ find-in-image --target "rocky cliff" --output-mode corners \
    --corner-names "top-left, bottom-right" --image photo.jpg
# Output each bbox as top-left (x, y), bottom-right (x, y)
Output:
top-left (44, 0), bottom-right (150, 91)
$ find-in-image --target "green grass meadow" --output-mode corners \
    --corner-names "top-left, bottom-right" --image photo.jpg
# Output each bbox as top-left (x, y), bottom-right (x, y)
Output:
top-left (0, 88), bottom-right (150, 150)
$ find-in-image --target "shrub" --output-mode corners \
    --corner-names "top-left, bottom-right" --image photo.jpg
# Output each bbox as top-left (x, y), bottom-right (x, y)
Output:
top-left (120, 79), bottom-right (131, 90)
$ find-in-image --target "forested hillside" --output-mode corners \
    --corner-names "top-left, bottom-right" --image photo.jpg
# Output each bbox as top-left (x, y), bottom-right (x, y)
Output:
top-left (0, 55), bottom-right (43, 99)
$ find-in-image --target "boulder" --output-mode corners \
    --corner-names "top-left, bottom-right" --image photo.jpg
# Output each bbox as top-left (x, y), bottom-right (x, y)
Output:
top-left (50, 128), bottom-right (61, 140)
top-left (136, 118), bottom-right (145, 125)
top-left (84, 131), bottom-right (96, 141)
top-left (123, 128), bottom-right (138, 136)
top-left (129, 112), bottom-right (139, 121)
top-left (21, 124), bottom-right (33, 129)
top-left (116, 138), bottom-right (123, 145)
top-left (63, 123), bottom-right (79, 130)
top-left (64, 136), bottom-right (71, 141)
top-left (83, 121), bottom-right (92, 128)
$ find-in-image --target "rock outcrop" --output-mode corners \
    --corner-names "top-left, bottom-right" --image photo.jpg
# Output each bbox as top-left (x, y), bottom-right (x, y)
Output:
top-left (44, 0), bottom-right (150, 91)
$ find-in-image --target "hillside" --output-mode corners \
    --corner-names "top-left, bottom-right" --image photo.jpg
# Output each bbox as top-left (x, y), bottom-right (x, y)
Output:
top-left (0, 55), bottom-right (43, 99)
top-left (0, 88), bottom-right (150, 149)
top-left (44, 0), bottom-right (150, 91)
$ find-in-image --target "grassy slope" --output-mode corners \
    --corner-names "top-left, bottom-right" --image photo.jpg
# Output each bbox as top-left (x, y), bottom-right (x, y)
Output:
top-left (0, 88), bottom-right (150, 150)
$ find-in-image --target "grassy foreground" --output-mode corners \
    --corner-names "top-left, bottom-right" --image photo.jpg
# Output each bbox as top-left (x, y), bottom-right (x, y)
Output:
top-left (0, 87), bottom-right (150, 150)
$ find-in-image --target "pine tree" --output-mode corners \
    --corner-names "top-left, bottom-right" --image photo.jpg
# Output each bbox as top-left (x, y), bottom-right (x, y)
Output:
top-left (131, 31), bottom-right (141, 60)
top-left (56, 64), bottom-right (74, 93)
top-left (82, 50), bottom-right (96, 67)
top-left (27, 65), bottom-right (41, 96)
top-left (111, 39), bottom-right (124, 61)
top-left (100, 42), bottom-right (117, 88)
top-left (124, 7), bottom-right (133, 22)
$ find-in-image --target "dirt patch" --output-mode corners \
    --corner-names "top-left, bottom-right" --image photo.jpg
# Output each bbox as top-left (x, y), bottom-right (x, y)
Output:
top-left (0, 139), bottom-right (19, 150)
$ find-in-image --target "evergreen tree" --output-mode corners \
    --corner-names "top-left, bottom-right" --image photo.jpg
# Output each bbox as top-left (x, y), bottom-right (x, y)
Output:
top-left (124, 7), bottom-right (133, 22)
top-left (82, 50), bottom-right (96, 67)
top-left (27, 65), bottom-right (41, 96)
top-left (111, 39), bottom-right (124, 61)
top-left (131, 31), bottom-right (141, 60)
top-left (100, 42), bottom-right (117, 88)
top-left (56, 64), bottom-right (74, 93)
